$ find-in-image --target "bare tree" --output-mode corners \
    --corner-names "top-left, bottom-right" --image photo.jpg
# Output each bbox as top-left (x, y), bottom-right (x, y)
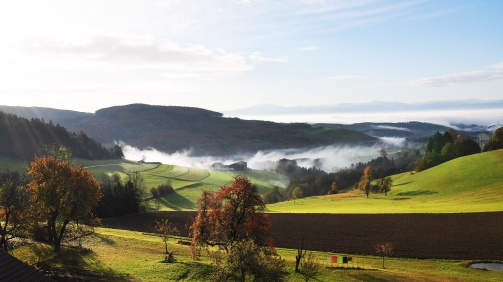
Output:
top-left (375, 242), bottom-right (394, 269)
top-left (155, 218), bottom-right (179, 262)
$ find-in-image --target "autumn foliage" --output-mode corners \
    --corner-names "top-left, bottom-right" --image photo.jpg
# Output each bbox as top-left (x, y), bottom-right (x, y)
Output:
top-left (189, 175), bottom-right (272, 256)
top-left (27, 156), bottom-right (102, 252)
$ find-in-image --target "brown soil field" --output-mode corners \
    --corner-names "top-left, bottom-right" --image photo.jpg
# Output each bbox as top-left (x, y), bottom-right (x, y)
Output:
top-left (102, 211), bottom-right (503, 260)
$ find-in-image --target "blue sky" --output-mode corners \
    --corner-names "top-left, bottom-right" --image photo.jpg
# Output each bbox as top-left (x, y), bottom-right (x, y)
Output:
top-left (0, 0), bottom-right (502, 114)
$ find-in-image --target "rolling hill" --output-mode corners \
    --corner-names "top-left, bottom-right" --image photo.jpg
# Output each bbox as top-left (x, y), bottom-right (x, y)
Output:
top-left (267, 149), bottom-right (503, 213)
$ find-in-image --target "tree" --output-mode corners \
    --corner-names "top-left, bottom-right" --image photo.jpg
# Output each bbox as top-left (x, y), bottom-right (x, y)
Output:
top-left (210, 239), bottom-right (288, 282)
top-left (375, 242), bottom-right (394, 269)
top-left (292, 186), bottom-right (303, 203)
top-left (300, 252), bottom-right (320, 282)
top-left (484, 127), bottom-right (503, 151)
top-left (295, 236), bottom-right (307, 272)
top-left (189, 175), bottom-right (272, 254)
top-left (377, 177), bottom-right (393, 196)
top-left (357, 166), bottom-right (373, 198)
top-left (263, 186), bottom-right (283, 204)
top-left (327, 181), bottom-right (338, 195)
top-left (126, 170), bottom-right (146, 197)
top-left (0, 169), bottom-right (30, 251)
top-left (155, 218), bottom-right (179, 261)
top-left (28, 156), bottom-right (102, 252)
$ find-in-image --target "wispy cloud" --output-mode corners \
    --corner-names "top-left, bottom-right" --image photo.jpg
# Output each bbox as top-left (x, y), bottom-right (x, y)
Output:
top-left (489, 62), bottom-right (503, 69)
top-left (24, 36), bottom-right (254, 73)
top-left (409, 70), bottom-right (503, 87)
top-left (249, 52), bottom-right (288, 63)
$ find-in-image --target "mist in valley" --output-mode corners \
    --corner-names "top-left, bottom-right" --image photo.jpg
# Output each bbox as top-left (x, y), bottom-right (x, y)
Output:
top-left (119, 138), bottom-right (405, 173)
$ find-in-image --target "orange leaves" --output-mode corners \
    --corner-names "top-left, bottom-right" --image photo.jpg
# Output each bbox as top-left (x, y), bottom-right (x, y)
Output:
top-left (189, 175), bottom-right (272, 253)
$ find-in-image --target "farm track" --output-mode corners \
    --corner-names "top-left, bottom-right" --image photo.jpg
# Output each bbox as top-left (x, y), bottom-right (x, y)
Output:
top-left (102, 211), bottom-right (503, 261)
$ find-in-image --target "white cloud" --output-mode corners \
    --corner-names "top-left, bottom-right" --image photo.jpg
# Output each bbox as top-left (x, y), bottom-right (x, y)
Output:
top-left (373, 125), bottom-right (411, 131)
top-left (378, 137), bottom-right (406, 146)
top-left (489, 62), bottom-right (503, 69)
top-left (249, 52), bottom-right (288, 63)
top-left (410, 70), bottom-right (503, 87)
top-left (23, 36), bottom-right (253, 73)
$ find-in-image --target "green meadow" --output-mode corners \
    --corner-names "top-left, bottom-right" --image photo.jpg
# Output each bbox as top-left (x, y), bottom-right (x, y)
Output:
top-left (11, 227), bottom-right (503, 281)
top-left (267, 150), bottom-right (503, 214)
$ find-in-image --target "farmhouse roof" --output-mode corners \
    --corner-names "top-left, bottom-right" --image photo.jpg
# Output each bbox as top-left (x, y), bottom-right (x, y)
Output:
top-left (0, 249), bottom-right (54, 282)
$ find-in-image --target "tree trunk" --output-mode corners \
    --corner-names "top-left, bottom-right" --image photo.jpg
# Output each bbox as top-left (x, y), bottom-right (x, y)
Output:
top-left (295, 236), bottom-right (306, 272)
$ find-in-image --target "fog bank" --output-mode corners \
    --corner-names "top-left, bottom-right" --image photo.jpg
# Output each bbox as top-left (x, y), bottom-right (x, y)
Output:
top-left (119, 142), bottom-right (390, 173)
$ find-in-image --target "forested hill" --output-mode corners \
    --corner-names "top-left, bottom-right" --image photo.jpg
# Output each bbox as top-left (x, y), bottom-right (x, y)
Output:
top-left (63, 104), bottom-right (377, 155)
top-left (0, 111), bottom-right (123, 160)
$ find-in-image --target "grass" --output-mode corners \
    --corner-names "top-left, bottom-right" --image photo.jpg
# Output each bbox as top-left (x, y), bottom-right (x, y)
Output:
top-left (267, 150), bottom-right (503, 213)
top-left (11, 227), bottom-right (503, 281)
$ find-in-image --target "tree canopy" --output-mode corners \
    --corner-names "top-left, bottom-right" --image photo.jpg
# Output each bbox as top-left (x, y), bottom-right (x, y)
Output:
top-left (27, 156), bottom-right (102, 252)
top-left (189, 176), bottom-right (272, 255)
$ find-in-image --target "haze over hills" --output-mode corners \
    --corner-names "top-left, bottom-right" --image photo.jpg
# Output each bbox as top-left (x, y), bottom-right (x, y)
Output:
top-left (1, 101), bottom-right (498, 159)
top-left (1, 104), bottom-right (377, 157)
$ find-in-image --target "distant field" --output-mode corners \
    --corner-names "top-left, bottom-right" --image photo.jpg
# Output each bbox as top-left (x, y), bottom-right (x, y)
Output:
top-left (267, 149), bottom-right (503, 213)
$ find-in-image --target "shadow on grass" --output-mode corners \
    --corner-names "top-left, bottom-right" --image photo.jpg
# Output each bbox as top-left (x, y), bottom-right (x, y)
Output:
top-left (94, 233), bottom-right (116, 246)
top-left (38, 247), bottom-right (134, 281)
top-left (392, 181), bottom-right (413, 187)
top-left (396, 190), bottom-right (438, 196)
top-left (158, 193), bottom-right (195, 210)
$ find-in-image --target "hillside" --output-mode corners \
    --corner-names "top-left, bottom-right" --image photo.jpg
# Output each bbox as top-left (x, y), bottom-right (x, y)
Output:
top-left (0, 111), bottom-right (122, 160)
top-left (267, 149), bottom-right (503, 213)
top-left (78, 159), bottom-right (289, 211)
top-left (62, 104), bottom-right (378, 155)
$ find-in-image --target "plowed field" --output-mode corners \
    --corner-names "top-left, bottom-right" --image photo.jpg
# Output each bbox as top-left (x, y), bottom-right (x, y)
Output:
top-left (102, 212), bottom-right (503, 260)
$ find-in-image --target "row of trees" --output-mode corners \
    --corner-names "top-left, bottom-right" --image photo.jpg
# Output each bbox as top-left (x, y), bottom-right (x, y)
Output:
top-left (414, 130), bottom-right (480, 172)
top-left (272, 150), bottom-right (419, 201)
top-left (0, 111), bottom-right (123, 160)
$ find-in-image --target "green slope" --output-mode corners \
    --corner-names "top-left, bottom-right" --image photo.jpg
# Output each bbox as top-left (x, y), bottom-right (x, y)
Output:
top-left (77, 159), bottom-right (289, 212)
top-left (267, 150), bottom-right (503, 213)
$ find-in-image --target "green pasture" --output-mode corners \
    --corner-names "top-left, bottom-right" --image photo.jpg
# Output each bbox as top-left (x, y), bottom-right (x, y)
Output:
top-left (11, 227), bottom-right (503, 281)
top-left (267, 150), bottom-right (503, 213)
top-left (145, 167), bottom-right (289, 211)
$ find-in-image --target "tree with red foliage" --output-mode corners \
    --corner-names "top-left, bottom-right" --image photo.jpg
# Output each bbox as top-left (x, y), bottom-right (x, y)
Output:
top-left (189, 175), bottom-right (272, 256)
top-left (28, 156), bottom-right (102, 252)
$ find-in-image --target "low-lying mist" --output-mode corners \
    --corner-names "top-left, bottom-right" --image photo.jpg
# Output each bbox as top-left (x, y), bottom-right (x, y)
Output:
top-left (118, 140), bottom-right (401, 173)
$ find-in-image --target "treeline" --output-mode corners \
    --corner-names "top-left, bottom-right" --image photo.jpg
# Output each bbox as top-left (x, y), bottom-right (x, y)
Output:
top-left (0, 111), bottom-right (123, 160)
top-left (414, 130), bottom-right (480, 172)
top-left (94, 172), bottom-right (145, 218)
top-left (264, 150), bottom-right (421, 203)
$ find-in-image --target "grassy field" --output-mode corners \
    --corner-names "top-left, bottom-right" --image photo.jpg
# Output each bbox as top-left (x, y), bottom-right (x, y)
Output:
top-left (75, 159), bottom-right (290, 212)
top-left (11, 227), bottom-right (503, 281)
top-left (267, 150), bottom-right (503, 213)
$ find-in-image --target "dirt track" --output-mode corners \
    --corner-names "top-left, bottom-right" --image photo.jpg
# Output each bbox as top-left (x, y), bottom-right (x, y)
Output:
top-left (102, 211), bottom-right (503, 260)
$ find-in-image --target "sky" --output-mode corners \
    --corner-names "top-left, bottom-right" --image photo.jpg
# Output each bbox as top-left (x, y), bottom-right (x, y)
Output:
top-left (1, 0), bottom-right (502, 118)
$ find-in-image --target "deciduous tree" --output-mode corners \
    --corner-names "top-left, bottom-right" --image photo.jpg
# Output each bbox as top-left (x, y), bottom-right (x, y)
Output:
top-left (375, 242), bottom-right (394, 269)
top-left (28, 156), bottom-right (102, 252)
top-left (155, 218), bottom-right (179, 258)
top-left (189, 176), bottom-right (272, 254)
top-left (357, 166), bottom-right (373, 198)
top-left (0, 169), bottom-right (30, 251)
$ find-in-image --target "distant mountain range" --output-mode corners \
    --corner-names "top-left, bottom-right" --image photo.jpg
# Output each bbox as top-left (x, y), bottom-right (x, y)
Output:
top-left (1, 101), bottom-right (497, 157)
top-left (223, 99), bottom-right (503, 115)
